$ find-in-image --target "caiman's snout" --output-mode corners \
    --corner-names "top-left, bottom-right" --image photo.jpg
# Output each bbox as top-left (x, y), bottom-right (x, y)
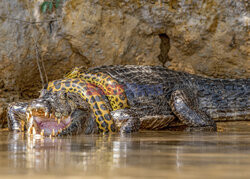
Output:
top-left (26, 98), bottom-right (72, 137)
top-left (29, 98), bottom-right (52, 116)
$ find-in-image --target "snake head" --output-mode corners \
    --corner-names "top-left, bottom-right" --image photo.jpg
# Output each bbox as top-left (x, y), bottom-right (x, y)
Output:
top-left (64, 66), bottom-right (87, 79)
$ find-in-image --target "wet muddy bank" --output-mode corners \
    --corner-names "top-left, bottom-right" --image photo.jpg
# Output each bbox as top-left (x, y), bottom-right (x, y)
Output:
top-left (1, 125), bottom-right (250, 178)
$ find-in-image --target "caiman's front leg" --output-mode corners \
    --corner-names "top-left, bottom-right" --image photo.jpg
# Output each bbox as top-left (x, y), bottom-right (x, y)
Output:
top-left (7, 102), bottom-right (29, 131)
top-left (170, 89), bottom-right (216, 131)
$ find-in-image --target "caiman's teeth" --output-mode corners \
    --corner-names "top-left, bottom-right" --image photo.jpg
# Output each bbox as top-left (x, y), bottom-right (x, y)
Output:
top-left (26, 112), bottom-right (30, 119)
top-left (45, 111), bottom-right (48, 117)
top-left (21, 122), bottom-right (24, 132)
top-left (28, 116), bottom-right (33, 122)
top-left (52, 129), bottom-right (55, 137)
top-left (30, 116), bottom-right (33, 123)
top-left (32, 127), bottom-right (36, 135)
top-left (28, 127), bottom-right (32, 134)
top-left (58, 119), bottom-right (61, 124)
top-left (28, 125), bottom-right (34, 135)
top-left (50, 113), bottom-right (53, 118)
top-left (55, 117), bottom-right (58, 121)
top-left (41, 129), bottom-right (44, 136)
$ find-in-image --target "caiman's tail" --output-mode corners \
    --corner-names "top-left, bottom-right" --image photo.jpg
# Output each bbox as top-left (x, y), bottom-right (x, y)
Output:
top-left (198, 78), bottom-right (250, 122)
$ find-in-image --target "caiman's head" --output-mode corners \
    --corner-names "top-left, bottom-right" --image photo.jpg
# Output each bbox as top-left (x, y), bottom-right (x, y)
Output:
top-left (26, 87), bottom-right (96, 137)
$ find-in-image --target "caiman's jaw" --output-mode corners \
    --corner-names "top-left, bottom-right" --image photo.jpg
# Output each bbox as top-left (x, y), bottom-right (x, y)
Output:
top-left (25, 93), bottom-right (74, 137)
top-left (26, 107), bottom-right (72, 137)
top-left (23, 87), bottom-right (94, 137)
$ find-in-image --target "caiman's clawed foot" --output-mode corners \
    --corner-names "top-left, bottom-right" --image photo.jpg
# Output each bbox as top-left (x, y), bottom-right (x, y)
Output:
top-left (7, 102), bottom-right (29, 132)
top-left (111, 109), bottom-right (140, 133)
top-left (170, 89), bottom-right (217, 131)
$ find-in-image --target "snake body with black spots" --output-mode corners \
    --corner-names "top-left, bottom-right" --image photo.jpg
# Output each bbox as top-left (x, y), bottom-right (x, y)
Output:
top-left (7, 65), bottom-right (250, 136)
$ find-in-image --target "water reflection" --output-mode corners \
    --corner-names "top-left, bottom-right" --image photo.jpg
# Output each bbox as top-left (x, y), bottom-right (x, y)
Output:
top-left (1, 129), bottom-right (250, 178)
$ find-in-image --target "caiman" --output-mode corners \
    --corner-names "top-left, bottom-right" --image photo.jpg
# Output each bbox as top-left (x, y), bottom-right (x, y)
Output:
top-left (7, 65), bottom-right (250, 136)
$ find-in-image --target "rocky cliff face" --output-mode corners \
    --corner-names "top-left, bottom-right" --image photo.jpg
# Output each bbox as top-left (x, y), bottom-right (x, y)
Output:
top-left (0, 0), bottom-right (249, 125)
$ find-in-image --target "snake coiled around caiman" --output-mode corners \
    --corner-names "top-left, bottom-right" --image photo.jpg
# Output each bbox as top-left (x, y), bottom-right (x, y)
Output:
top-left (7, 65), bottom-right (250, 136)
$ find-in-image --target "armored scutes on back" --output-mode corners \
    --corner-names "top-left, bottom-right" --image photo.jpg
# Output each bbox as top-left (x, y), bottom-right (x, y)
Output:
top-left (7, 65), bottom-right (250, 136)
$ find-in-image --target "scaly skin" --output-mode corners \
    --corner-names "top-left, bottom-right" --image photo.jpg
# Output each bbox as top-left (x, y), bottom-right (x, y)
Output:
top-left (47, 78), bottom-right (115, 133)
top-left (7, 65), bottom-right (250, 136)
top-left (87, 65), bottom-right (249, 122)
top-left (65, 71), bottom-right (129, 110)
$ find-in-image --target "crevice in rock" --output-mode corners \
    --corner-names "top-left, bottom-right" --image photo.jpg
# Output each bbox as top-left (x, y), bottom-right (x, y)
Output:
top-left (0, 80), bottom-right (4, 89)
top-left (158, 33), bottom-right (171, 66)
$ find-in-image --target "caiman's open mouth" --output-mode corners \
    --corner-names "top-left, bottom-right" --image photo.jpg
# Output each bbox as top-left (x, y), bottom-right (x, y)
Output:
top-left (26, 107), bottom-right (72, 137)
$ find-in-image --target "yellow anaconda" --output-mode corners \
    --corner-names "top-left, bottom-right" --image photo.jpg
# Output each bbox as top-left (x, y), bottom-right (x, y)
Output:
top-left (64, 67), bottom-right (129, 111)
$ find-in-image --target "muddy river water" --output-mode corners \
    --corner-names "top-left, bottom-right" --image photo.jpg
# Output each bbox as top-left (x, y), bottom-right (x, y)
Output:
top-left (0, 122), bottom-right (250, 179)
